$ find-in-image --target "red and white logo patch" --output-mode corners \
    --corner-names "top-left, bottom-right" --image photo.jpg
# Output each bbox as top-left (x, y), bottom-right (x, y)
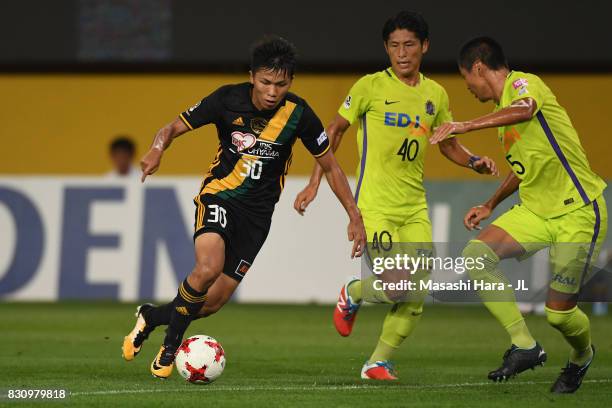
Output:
top-left (235, 259), bottom-right (252, 277)
top-left (231, 131), bottom-right (257, 152)
top-left (512, 78), bottom-right (528, 89)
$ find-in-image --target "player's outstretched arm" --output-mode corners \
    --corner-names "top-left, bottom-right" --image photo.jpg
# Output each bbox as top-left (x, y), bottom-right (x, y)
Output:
top-left (438, 138), bottom-right (499, 176)
top-left (140, 117), bottom-right (190, 182)
top-left (429, 98), bottom-right (537, 145)
top-left (315, 150), bottom-right (366, 258)
top-left (464, 171), bottom-right (521, 230)
top-left (293, 115), bottom-right (351, 215)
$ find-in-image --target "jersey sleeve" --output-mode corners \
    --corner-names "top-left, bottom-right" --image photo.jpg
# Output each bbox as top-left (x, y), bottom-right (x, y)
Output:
top-left (432, 87), bottom-right (453, 128)
top-left (507, 74), bottom-right (545, 116)
top-left (179, 86), bottom-right (226, 130)
top-left (337, 75), bottom-right (372, 124)
top-left (297, 102), bottom-right (330, 158)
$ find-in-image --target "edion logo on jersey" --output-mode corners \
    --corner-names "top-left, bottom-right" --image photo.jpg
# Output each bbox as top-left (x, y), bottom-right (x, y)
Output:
top-left (231, 131), bottom-right (257, 152)
top-left (512, 78), bottom-right (528, 89)
top-left (384, 112), bottom-right (421, 128)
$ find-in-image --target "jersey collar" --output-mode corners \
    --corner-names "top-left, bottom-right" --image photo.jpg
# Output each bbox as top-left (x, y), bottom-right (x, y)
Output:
top-left (385, 67), bottom-right (423, 88)
top-left (495, 70), bottom-right (515, 108)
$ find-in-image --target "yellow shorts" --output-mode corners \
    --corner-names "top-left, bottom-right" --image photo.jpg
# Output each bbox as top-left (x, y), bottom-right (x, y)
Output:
top-left (492, 195), bottom-right (607, 294)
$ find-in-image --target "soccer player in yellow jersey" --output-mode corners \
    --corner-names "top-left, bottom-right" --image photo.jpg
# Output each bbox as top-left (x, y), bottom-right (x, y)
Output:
top-left (430, 37), bottom-right (607, 393)
top-left (294, 12), bottom-right (498, 380)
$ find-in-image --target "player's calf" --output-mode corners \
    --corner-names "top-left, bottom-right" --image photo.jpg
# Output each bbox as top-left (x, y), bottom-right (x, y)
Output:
top-left (197, 274), bottom-right (240, 318)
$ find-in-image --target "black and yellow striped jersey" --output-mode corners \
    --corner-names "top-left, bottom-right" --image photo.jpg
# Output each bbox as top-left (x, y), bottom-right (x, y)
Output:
top-left (180, 83), bottom-right (330, 215)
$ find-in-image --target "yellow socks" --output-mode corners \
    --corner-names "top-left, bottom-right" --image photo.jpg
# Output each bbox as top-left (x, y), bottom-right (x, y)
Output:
top-left (347, 279), bottom-right (363, 303)
top-left (546, 306), bottom-right (593, 366)
top-left (463, 240), bottom-right (536, 349)
top-left (369, 302), bottom-right (423, 363)
top-left (506, 317), bottom-right (537, 349)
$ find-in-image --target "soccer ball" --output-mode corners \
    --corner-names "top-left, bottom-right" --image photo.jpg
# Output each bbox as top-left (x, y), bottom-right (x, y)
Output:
top-left (175, 335), bottom-right (226, 384)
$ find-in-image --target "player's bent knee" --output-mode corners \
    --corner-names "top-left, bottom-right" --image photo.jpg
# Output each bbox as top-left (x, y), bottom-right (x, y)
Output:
top-left (461, 239), bottom-right (499, 280)
top-left (190, 261), bottom-right (223, 288)
top-left (545, 305), bottom-right (581, 331)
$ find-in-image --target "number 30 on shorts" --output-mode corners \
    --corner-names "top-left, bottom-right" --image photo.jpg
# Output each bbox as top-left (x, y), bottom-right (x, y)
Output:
top-left (207, 204), bottom-right (227, 228)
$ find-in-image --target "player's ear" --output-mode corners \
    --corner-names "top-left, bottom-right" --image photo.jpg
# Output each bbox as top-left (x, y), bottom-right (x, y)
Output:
top-left (249, 70), bottom-right (255, 85)
top-left (421, 39), bottom-right (429, 54)
top-left (383, 40), bottom-right (390, 56)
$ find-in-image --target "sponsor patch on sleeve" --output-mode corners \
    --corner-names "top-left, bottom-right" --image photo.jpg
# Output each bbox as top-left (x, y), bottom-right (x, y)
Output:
top-left (512, 78), bottom-right (529, 89)
top-left (343, 95), bottom-right (352, 109)
top-left (186, 101), bottom-right (201, 115)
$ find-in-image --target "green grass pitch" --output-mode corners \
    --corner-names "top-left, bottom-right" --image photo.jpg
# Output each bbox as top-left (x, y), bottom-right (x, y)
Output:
top-left (1, 302), bottom-right (611, 407)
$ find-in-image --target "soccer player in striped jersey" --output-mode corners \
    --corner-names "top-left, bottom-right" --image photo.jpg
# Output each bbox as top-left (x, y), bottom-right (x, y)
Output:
top-left (121, 36), bottom-right (366, 379)
top-left (294, 11), bottom-right (498, 380)
top-left (430, 37), bottom-right (607, 393)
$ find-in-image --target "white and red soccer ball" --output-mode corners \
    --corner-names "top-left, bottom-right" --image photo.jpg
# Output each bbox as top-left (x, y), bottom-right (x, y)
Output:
top-left (175, 335), bottom-right (226, 384)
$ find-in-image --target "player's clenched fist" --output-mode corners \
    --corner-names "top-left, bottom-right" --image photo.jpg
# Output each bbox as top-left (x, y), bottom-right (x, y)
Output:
top-left (463, 204), bottom-right (492, 231)
top-left (140, 147), bottom-right (163, 182)
top-left (472, 156), bottom-right (499, 176)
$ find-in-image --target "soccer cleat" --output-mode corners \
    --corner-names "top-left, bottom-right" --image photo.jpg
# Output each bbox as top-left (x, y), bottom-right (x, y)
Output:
top-left (122, 303), bottom-right (155, 361)
top-left (361, 361), bottom-right (398, 380)
top-left (488, 342), bottom-right (547, 382)
top-left (550, 345), bottom-right (595, 394)
top-left (151, 344), bottom-right (177, 379)
top-left (333, 277), bottom-right (362, 337)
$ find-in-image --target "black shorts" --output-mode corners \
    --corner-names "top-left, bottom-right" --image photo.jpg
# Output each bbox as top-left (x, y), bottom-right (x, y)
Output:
top-left (193, 194), bottom-right (272, 282)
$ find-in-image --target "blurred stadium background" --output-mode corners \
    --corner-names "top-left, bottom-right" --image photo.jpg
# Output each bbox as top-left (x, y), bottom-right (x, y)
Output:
top-left (1, 0), bottom-right (612, 304)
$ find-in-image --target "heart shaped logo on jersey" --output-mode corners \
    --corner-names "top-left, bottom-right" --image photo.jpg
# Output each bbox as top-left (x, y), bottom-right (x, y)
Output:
top-left (231, 131), bottom-right (257, 152)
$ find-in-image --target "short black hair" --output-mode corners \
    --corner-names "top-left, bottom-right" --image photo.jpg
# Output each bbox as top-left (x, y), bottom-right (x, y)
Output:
top-left (110, 136), bottom-right (135, 155)
top-left (250, 35), bottom-right (297, 77)
top-left (458, 37), bottom-right (509, 71)
top-left (382, 11), bottom-right (429, 43)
